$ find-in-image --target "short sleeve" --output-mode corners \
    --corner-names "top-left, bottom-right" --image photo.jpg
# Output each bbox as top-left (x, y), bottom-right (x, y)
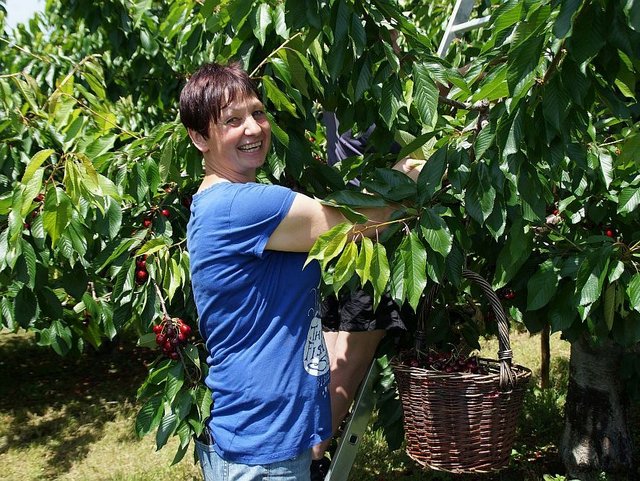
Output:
top-left (226, 183), bottom-right (296, 257)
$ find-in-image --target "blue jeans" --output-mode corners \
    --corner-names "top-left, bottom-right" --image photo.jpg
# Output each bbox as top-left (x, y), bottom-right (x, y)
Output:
top-left (195, 438), bottom-right (312, 481)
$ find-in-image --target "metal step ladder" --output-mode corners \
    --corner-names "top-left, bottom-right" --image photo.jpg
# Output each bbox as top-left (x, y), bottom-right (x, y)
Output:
top-left (323, 1), bottom-right (490, 479)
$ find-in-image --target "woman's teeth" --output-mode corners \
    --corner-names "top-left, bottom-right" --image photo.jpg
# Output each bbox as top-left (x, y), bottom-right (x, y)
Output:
top-left (238, 142), bottom-right (261, 152)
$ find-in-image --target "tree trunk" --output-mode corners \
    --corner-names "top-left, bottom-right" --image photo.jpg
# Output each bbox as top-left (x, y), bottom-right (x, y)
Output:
top-left (561, 335), bottom-right (635, 481)
top-left (540, 322), bottom-right (550, 389)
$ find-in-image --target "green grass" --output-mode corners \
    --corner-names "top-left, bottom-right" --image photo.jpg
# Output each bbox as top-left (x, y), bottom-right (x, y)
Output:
top-left (0, 329), bottom-right (571, 481)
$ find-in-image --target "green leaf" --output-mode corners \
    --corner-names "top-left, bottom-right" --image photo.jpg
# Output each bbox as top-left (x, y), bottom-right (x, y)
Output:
top-left (371, 243), bottom-right (390, 309)
top-left (306, 222), bottom-right (352, 268)
top-left (553, 0), bottom-right (582, 38)
top-left (42, 187), bottom-right (73, 248)
top-left (617, 186), bottom-right (640, 214)
top-left (252, 3), bottom-right (272, 46)
top-left (138, 237), bottom-right (171, 257)
top-left (266, 112), bottom-right (289, 147)
top-left (625, 0), bottom-right (640, 31)
top-left (156, 413), bottom-right (178, 450)
top-left (547, 283), bottom-right (578, 332)
top-left (20, 239), bottom-right (37, 290)
top-left (15, 286), bottom-right (38, 329)
top-left (599, 148), bottom-right (613, 189)
top-left (262, 75), bottom-right (297, 117)
top-left (360, 168), bottom-right (416, 202)
top-left (628, 274), bottom-right (640, 313)
top-left (526, 260), bottom-right (559, 310)
top-left (48, 319), bottom-right (73, 356)
top-left (419, 209), bottom-right (452, 257)
top-left (464, 163), bottom-right (496, 224)
top-left (171, 431), bottom-right (191, 464)
top-left (576, 248), bottom-right (611, 307)
top-left (417, 146), bottom-right (447, 203)
top-left (379, 76), bottom-right (403, 129)
top-left (135, 395), bottom-right (163, 438)
top-left (603, 282), bottom-right (616, 331)
top-left (22, 149), bottom-right (54, 184)
top-left (164, 363), bottom-right (185, 403)
top-left (494, 219), bottom-right (534, 289)
top-left (474, 121), bottom-right (496, 161)
top-left (104, 197), bottom-right (122, 239)
top-left (272, 2), bottom-right (289, 38)
top-left (354, 57), bottom-right (372, 101)
top-left (471, 65), bottom-right (509, 102)
top-left (355, 237), bottom-right (374, 288)
top-left (412, 63), bottom-right (439, 128)
top-left (21, 168), bottom-right (44, 217)
top-left (400, 232), bottom-right (427, 311)
top-left (194, 385), bottom-right (213, 423)
top-left (323, 191), bottom-right (387, 209)
top-left (507, 34), bottom-right (545, 100)
top-left (159, 142), bottom-right (173, 183)
top-left (332, 241), bottom-right (358, 293)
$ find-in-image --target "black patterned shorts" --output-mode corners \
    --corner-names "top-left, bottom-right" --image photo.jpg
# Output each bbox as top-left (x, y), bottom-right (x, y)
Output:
top-left (320, 289), bottom-right (407, 332)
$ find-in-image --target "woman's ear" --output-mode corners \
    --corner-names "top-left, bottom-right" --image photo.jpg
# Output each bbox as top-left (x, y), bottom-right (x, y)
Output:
top-left (188, 129), bottom-right (210, 153)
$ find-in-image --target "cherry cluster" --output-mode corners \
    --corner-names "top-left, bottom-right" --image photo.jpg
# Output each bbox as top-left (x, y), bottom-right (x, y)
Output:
top-left (497, 288), bottom-right (516, 300)
top-left (401, 350), bottom-right (487, 375)
top-left (142, 207), bottom-right (171, 228)
top-left (135, 255), bottom-right (149, 284)
top-left (152, 317), bottom-right (192, 360)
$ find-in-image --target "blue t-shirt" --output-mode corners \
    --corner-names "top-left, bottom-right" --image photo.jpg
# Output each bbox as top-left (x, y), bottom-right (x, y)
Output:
top-left (187, 182), bottom-right (331, 464)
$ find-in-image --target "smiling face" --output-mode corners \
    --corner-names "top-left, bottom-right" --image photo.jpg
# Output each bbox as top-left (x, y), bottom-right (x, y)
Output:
top-left (192, 94), bottom-right (271, 182)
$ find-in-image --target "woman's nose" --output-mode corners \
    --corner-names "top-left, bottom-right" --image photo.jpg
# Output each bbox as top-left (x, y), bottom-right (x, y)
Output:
top-left (243, 116), bottom-right (261, 135)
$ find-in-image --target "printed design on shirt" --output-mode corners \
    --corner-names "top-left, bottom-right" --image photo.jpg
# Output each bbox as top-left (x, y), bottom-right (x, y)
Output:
top-left (303, 291), bottom-right (329, 377)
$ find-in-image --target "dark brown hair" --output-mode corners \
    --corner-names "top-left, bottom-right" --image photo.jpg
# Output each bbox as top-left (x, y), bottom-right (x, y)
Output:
top-left (179, 62), bottom-right (261, 138)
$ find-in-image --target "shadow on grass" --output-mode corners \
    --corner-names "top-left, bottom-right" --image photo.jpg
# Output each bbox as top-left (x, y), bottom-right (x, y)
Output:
top-left (0, 331), bottom-right (156, 479)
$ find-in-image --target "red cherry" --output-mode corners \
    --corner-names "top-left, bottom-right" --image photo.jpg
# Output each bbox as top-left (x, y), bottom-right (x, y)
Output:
top-left (182, 196), bottom-right (192, 208)
top-left (143, 217), bottom-right (152, 228)
top-left (163, 340), bottom-right (173, 351)
top-left (161, 209), bottom-right (170, 217)
top-left (179, 323), bottom-right (191, 335)
top-left (136, 259), bottom-right (146, 269)
top-left (152, 324), bottom-right (162, 334)
top-left (34, 193), bottom-right (44, 202)
top-left (552, 209), bottom-right (559, 215)
top-left (24, 222), bottom-right (30, 230)
top-left (135, 269), bottom-right (148, 283)
top-left (155, 333), bottom-right (166, 345)
top-left (605, 229), bottom-right (614, 238)
top-left (169, 351), bottom-right (179, 360)
top-left (178, 332), bottom-right (186, 343)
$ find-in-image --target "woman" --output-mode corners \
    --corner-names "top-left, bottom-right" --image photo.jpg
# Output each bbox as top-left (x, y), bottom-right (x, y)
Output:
top-left (180, 61), bottom-right (421, 481)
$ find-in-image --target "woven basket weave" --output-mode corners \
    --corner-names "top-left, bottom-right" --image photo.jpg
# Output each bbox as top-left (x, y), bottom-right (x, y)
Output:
top-left (392, 269), bottom-right (531, 474)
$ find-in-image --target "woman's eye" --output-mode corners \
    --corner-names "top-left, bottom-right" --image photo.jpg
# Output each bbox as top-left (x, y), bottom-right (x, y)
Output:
top-left (253, 110), bottom-right (266, 119)
top-left (225, 117), bottom-right (240, 125)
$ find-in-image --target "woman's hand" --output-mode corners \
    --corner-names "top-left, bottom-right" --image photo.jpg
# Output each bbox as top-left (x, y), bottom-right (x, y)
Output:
top-left (392, 157), bottom-right (426, 182)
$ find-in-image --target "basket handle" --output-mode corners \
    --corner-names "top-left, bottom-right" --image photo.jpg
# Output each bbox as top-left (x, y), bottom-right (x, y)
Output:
top-left (462, 269), bottom-right (516, 391)
top-left (415, 269), bottom-right (516, 391)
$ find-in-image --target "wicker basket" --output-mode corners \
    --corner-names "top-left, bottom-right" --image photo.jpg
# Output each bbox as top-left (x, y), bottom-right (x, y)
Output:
top-left (392, 269), bottom-right (532, 474)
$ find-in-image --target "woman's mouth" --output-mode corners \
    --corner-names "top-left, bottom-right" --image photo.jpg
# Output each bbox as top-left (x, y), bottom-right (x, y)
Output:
top-left (238, 141), bottom-right (262, 153)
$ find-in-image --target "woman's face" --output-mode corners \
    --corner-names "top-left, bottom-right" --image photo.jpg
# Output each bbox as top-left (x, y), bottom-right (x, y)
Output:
top-left (205, 94), bottom-right (271, 179)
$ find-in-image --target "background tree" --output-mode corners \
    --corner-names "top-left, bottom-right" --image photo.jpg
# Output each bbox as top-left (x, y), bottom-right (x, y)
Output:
top-left (1, 0), bottom-right (638, 479)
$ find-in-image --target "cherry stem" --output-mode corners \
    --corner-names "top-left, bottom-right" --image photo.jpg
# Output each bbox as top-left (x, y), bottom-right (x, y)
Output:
top-left (153, 281), bottom-right (169, 320)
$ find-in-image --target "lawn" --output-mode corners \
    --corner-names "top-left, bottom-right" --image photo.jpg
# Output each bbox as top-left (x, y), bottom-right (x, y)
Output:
top-left (0, 329), bottom-right (571, 481)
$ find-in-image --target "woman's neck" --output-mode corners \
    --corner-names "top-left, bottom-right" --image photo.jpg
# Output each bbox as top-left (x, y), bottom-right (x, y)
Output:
top-left (198, 169), bottom-right (255, 193)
